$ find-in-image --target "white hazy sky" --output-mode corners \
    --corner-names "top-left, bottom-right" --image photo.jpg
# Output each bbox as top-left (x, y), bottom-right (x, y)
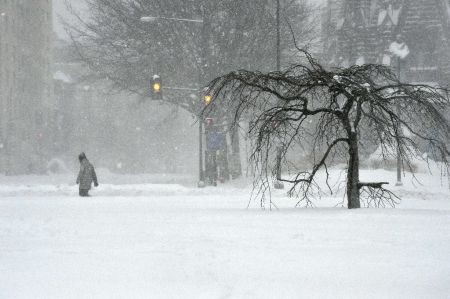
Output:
top-left (53, 0), bottom-right (326, 38)
top-left (53, 0), bottom-right (86, 38)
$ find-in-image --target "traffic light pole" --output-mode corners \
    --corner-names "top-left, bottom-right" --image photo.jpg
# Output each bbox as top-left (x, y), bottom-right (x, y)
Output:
top-left (197, 3), bottom-right (207, 187)
top-left (140, 7), bottom-right (208, 187)
top-left (199, 118), bottom-right (204, 184)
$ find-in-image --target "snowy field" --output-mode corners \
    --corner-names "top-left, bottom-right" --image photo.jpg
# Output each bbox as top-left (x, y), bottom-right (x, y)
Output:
top-left (1, 168), bottom-right (449, 299)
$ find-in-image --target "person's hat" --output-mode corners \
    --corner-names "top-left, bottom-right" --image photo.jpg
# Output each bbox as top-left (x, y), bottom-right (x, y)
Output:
top-left (78, 152), bottom-right (87, 161)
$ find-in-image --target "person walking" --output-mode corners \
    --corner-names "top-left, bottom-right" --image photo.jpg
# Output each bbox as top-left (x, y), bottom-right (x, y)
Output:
top-left (76, 152), bottom-right (98, 197)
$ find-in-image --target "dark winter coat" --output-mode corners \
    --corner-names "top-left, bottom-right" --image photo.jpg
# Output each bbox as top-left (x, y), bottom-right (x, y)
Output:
top-left (76, 158), bottom-right (98, 190)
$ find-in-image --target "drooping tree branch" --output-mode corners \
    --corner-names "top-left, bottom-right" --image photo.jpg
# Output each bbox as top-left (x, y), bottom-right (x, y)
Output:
top-left (358, 182), bottom-right (401, 208)
top-left (206, 48), bottom-right (450, 209)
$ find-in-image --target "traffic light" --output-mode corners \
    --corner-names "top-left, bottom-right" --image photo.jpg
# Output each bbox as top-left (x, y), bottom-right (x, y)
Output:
top-left (151, 75), bottom-right (162, 99)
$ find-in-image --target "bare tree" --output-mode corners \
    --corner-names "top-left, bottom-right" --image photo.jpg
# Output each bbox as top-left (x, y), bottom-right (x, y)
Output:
top-left (62, 0), bottom-right (316, 116)
top-left (61, 0), bottom-right (317, 180)
top-left (206, 49), bottom-right (450, 209)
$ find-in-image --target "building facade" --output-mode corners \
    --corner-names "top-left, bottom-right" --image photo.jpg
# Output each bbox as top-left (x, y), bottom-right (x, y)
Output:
top-left (0, 0), bottom-right (54, 174)
top-left (323, 0), bottom-right (450, 86)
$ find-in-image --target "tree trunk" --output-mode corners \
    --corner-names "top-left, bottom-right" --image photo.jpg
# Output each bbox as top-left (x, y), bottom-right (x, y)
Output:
top-left (347, 132), bottom-right (361, 209)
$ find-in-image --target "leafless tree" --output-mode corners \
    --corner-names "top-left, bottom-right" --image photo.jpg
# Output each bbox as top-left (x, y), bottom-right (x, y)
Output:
top-left (206, 49), bottom-right (450, 209)
top-left (61, 0), bottom-right (317, 179)
top-left (62, 0), bottom-right (316, 116)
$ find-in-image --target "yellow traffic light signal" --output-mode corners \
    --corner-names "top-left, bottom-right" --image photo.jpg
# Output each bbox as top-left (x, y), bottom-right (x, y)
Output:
top-left (152, 82), bottom-right (161, 93)
top-left (151, 75), bottom-right (162, 99)
top-left (204, 95), bottom-right (212, 105)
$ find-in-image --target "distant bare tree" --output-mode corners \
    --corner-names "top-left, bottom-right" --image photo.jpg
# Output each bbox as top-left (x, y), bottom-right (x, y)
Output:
top-left (62, 0), bottom-right (317, 179)
top-left (206, 49), bottom-right (450, 209)
top-left (62, 0), bottom-right (316, 115)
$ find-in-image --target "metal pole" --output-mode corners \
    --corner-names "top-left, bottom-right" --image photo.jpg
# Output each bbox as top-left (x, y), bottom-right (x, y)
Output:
top-left (274, 0), bottom-right (284, 189)
top-left (199, 118), bottom-right (204, 183)
top-left (276, 0), bottom-right (281, 72)
top-left (141, 14), bottom-right (206, 186)
top-left (396, 56), bottom-right (403, 186)
top-left (198, 3), bottom-right (207, 187)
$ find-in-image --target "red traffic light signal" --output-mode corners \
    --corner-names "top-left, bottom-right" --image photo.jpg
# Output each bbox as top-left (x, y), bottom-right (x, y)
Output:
top-left (205, 117), bottom-right (214, 127)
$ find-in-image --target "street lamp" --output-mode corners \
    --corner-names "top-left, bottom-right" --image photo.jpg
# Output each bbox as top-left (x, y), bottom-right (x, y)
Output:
top-left (140, 10), bottom-right (207, 188)
top-left (389, 35), bottom-right (410, 186)
top-left (140, 16), bottom-right (203, 24)
top-left (140, 16), bottom-right (157, 23)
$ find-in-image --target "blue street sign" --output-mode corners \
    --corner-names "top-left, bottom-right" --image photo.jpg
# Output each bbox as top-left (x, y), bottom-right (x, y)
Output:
top-left (206, 132), bottom-right (226, 151)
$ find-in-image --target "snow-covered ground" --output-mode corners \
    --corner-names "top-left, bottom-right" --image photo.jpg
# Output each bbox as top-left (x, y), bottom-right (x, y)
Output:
top-left (1, 168), bottom-right (449, 299)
